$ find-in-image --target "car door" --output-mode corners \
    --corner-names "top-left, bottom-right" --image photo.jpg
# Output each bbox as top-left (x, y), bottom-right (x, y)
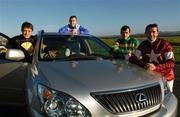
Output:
top-left (0, 33), bottom-right (27, 105)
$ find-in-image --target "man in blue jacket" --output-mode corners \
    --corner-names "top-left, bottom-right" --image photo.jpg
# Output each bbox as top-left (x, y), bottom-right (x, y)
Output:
top-left (58, 15), bottom-right (89, 35)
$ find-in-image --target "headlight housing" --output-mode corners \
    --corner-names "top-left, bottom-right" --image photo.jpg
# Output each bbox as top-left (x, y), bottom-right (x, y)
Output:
top-left (38, 84), bottom-right (91, 117)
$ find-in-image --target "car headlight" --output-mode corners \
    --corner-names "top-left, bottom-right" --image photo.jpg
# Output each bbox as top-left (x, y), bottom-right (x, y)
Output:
top-left (38, 84), bottom-right (91, 117)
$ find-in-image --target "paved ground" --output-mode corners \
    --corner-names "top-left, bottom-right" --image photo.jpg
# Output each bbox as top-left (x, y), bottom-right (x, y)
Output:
top-left (0, 64), bottom-right (180, 117)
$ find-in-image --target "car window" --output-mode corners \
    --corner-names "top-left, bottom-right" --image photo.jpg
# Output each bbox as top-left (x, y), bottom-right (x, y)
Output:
top-left (83, 37), bottom-right (111, 57)
top-left (39, 35), bottom-right (112, 61)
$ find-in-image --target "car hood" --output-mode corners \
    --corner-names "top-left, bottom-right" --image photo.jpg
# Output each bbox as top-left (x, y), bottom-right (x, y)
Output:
top-left (36, 60), bottom-right (162, 94)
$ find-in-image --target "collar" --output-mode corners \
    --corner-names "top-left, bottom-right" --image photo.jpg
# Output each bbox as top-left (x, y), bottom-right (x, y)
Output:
top-left (147, 38), bottom-right (159, 44)
top-left (120, 36), bottom-right (131, 41)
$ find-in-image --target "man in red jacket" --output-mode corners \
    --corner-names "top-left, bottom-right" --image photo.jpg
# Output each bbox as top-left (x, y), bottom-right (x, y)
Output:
top-left (129, 23), bottom-right (175, 92)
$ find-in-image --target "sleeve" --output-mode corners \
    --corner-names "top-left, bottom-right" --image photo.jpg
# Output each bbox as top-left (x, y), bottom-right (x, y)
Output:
top-left (7, 38), bottom-right (14, 48)
top-left (79, 26), bottom-right (89, 35)
top-left (135, 39), bottom-right (140, 47)
top-left (9, 36), bottom-right (20, 48)
top-left (112, 39), bottom-right (120, 48)
top-left (153, 59), bottom-right (175, 81)
top-left (154, 42), bottom-right (175, 72)
top-left (154, 60), bottom-right (175, 72)
top-left (58, 25), bottom-right (68, 33)
top-left (129, 53), bottom-right (146, 68)
top-left (129, 47), bottom-right (146, 68)
top-left (58, 27), bottom-right (63, 33)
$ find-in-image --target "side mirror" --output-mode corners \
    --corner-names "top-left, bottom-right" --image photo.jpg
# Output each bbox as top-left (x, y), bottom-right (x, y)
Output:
top-left (5, 49), bottom-right (25, 61)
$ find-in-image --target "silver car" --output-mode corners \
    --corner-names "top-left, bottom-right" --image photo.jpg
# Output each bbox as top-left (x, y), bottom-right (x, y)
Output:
top-left (0, 31), bottom-right (178, 117)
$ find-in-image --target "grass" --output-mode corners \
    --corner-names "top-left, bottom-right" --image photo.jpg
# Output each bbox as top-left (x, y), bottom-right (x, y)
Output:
top-left (100, 36), bottom-right (180, 62)
top-left (136, 36), bottom-right (180, 43)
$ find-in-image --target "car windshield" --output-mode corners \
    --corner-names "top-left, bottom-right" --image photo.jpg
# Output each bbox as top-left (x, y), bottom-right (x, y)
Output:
top-left (39, 35), bottom-right (112, 61)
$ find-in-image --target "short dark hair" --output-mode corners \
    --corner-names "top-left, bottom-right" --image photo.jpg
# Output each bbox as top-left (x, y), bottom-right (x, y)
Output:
top-left (120, 25), bottom-right (131, 33)
top-left (21, 21), bottom-right (33, 32)
top-left (69, 15), bottom-right (77, 21)
top-left (145, 23), bottom-right (158, 33)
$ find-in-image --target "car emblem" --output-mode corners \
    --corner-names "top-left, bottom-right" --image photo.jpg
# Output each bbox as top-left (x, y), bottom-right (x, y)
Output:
top-left (135, 93), bottom-right (147, 103)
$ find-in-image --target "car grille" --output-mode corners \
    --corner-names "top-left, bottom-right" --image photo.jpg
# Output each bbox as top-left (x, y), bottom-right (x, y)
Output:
top-left (90, 83), bottom-right (162, 114)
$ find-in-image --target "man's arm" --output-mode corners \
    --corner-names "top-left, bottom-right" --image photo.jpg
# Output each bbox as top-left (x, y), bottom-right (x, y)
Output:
top-left (129, 48), bottom-right (147, 67)
top-left (129, 54), bottom-right (146, 68)
top-left (135, 38), bottom-right (140, 48)
top-left (154, 60), bottom-right (175, 71)
top-left (156, 41), bottom-right (175, 70)
top-left (79, 26), bottom-right (89, 35)
top-left (58, 25), bottom-right (69, 33)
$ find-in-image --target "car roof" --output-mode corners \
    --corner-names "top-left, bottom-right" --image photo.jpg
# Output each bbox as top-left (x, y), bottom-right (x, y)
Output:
top-left (38, 31), bottom-right (93, 37)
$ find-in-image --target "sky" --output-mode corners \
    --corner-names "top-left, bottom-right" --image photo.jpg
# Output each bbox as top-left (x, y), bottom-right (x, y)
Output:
top-left (0, 0), bottom-right (180, 37)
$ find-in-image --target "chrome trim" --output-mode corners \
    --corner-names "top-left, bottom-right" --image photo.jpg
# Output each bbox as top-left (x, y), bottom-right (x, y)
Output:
top-left (91, 83), bottom-right (162, 115)
top-left (91, 82), bottom-right (160, 95)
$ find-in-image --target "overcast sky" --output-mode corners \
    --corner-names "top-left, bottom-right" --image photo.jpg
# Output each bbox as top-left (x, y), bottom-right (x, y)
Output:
top-left (0, 0), bottom-right (180, 37)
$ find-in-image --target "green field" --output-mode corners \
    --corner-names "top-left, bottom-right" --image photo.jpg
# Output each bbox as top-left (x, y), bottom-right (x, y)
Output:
top-left (136, 36), bottom-right (180, 43)
top-left (101, 36), bottom-right (180, 62)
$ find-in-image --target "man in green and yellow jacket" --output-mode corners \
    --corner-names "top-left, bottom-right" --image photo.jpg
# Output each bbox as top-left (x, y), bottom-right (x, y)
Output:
top-left (112, 25), bottom-right (139, 59)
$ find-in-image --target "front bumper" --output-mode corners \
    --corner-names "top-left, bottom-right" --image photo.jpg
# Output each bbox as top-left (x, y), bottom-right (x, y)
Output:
top-left (148, 93), bottom-right (178, 117)
top-left (29, 93), bottom-right (178, 117)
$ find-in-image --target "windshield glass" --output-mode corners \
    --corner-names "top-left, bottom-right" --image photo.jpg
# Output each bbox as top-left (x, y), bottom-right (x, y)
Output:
top-left (39, 35), bottom-right (112, 61)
